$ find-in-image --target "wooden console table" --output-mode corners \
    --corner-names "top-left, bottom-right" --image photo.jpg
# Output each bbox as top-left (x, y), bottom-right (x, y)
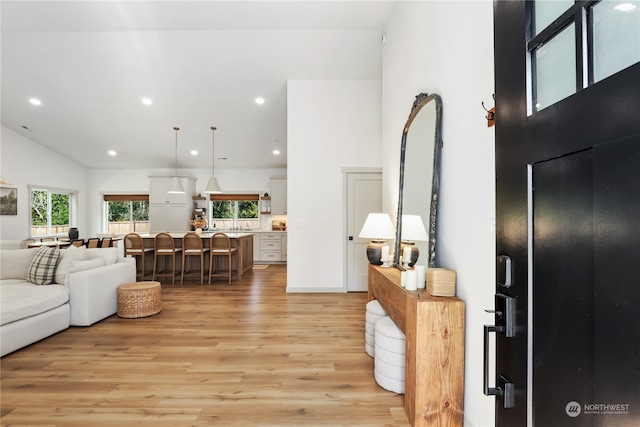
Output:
top-left (368, 265), bottom-right (465, 427)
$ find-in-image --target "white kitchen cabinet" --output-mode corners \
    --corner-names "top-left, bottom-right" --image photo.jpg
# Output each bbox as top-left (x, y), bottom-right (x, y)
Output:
top-left (149, 203), bottom-right (191, 232)
top-left (257, 232), bottom-right (287, 262)
top-left (270, 177), bottom-right (287, 215)
top-left (148, 176), bottom-right (196, 232)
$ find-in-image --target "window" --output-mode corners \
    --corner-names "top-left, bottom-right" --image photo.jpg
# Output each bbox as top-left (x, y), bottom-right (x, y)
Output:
top-left (103, 194), bottom-right (149, 234)
top-left (30, 186), bottom-right (77, 237)
top-left (528, 0), bottom-right (640, 113)
top-left (209, 194), bottom-right (259, 229)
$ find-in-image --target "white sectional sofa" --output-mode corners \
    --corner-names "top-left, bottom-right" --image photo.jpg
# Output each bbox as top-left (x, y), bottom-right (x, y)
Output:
top-left (0, 245), bottom-right (137, 357)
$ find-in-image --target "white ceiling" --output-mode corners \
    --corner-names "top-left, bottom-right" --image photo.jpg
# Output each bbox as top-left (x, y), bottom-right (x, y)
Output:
top-left (1, 1), bottom-right (395, 169)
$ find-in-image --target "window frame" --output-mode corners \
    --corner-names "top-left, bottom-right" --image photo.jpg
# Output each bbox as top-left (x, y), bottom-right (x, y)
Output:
top-left (29, 185), bottom-right (78, 238)
top-left (527, 0), bottom-right (639, 113)
top-left (103, 194), bottom-right (150, 234)
top-left (209, 193), bottom-right (260, 229)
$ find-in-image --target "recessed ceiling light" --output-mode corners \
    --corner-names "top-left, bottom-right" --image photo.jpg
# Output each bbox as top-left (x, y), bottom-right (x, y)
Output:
top-left (190, 150), bottom-right (198, 155)
top-left (615, 3), bottom-right (637, 12)
top-left (142, 98), bottom-right (152, 105)
top-left (108, 150), bottom-right (117, 156)
top-left (29, 98), bottom-right (42, 106)
top-left (273, 149), bottom-right (280, 155)
top-left (255, 97), bottom-right (265, 105)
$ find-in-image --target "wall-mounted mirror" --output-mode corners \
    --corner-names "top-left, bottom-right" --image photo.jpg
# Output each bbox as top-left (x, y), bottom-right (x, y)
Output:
top-left (394, 93), bottom-right (443, 268)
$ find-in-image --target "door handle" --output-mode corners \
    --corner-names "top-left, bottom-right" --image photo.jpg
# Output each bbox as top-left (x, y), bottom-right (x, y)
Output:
top-left (483, 325), bottom-right (515, 408)
top-left (348, 236), bottom-right (353, 241)
top-left (484, 324), bottom-right (503, 397)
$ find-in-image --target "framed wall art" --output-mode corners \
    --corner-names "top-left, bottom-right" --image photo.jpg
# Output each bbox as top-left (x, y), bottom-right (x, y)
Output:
top-left (0, 187), bottom-right (18, 215)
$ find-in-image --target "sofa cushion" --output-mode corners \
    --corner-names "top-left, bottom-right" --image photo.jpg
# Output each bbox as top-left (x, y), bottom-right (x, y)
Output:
top-left (86, 247), bottom-right (118, 266)
top-left (0, 282), bottom-right (69, 325)
top-left (63, 258), bottom-right (105, 286)
top-left (0, 248), bottom-right (38, 280)
top-left (0, 240), bottom-right (26, 250)
top-left (54, 245), bottom-right (88, 285)
top-left (26, 247), bottom-right (61, 285)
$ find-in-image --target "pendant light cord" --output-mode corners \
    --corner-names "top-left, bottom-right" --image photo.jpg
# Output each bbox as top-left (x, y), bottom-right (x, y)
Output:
top-left (211, 126), bottom-right (217, 176)
top-left (173, 126), bottom-right (180, 175)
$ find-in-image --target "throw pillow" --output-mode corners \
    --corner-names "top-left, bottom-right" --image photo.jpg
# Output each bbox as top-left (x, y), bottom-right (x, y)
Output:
top-left (54, 244), bottom-right (88, 284)
top-left (86, 247), bottom-right (118, 265)
top-left (64, 258), bottom-right (105, 286)
top-left (26, 246), bottom-right (61, 285)
top-left (0, 248), bottom-right (38, 280)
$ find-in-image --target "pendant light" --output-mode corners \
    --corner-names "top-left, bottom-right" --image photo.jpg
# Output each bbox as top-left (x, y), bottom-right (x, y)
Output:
top-left (167, 126), bottom-right (185, 194)
top-left (203, 126), bottom-right (222, 193)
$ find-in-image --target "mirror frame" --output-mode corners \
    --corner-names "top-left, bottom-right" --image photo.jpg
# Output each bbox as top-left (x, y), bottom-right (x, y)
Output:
top-left (394, 92), bottom-right (443, 269)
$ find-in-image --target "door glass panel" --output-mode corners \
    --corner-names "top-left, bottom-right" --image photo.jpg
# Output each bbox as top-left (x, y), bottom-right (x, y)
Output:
top-left (534, 0), bottom-right (573, 35)
top-left (593, 0), bottom-right (640, 83)
top-left (533, 24), bottom-right (576, 112)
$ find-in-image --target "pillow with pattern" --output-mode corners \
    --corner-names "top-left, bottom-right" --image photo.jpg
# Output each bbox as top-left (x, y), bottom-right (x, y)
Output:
top-left (26, 246), bottom-right (61, 285)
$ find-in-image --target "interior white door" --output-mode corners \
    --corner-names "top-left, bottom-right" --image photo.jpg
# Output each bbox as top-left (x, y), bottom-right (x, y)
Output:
top-left (346, 172), bottom-right (382, 292)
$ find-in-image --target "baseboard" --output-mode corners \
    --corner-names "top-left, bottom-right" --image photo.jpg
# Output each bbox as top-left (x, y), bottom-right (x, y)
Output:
top-left (286, 286), bottom-right (345, 293)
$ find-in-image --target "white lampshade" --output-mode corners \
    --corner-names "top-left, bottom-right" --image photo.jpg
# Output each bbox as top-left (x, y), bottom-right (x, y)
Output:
top-left (203, 176), bottom-right (222, 194)
top-left (401, 214), bottom-right (428, 241)
top-left (359, 213), bottom-right (395, 239)
top-left (167, 176), bottom-right (185, 194)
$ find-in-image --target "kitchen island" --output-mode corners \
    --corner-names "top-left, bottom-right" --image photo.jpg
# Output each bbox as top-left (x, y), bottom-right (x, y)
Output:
top-left (138, 232), bottom-right (254, 280)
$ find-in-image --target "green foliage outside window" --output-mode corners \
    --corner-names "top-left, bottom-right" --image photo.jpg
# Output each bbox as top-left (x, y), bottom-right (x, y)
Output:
top-left (31, 190), bottom-right (70, 227)
top-left (239, 201), bottom-right (258, 219)
top-left (211, 199), bottom-right (259, 227)
top-left (211, 201), bottom-right (235, 219)
top-left (51, 194), bottom-right (69, 227)
top-left (108, 201), bottom-right (149, 222)
top-left (31, 190), bottom-right (48, 226)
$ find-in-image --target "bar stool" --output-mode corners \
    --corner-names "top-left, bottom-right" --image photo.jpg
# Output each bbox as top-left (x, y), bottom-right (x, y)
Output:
top-left (153, 232), bottom-right (182, 285)
top-left (208, 233), bottom-right (238, 284)
top-left (181, 232), bottom-right (209, 285)
top-left (124, 233), bottom-right (154, 281)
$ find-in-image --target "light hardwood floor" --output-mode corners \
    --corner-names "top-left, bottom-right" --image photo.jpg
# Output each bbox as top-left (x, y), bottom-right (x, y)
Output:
top-left (1, 265), bottom-right (410, 426)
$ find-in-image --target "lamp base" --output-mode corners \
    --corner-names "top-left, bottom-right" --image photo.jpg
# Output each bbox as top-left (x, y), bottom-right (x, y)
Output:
top-left (366, 240), bottom-right (387, 265)
top-left (400, 241), bottom-right (420, 267)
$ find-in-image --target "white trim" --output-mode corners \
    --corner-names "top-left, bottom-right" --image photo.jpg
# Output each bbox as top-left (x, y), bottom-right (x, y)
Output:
top-left (340, 167), bottom-right (382, 174)
top-left (286, 286), bottom-right (346, 293)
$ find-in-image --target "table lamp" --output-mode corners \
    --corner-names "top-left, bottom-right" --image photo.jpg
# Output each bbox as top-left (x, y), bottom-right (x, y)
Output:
top-left (401, 214), bottom-right (428, 267)
top-left (359, 213), bottom-right (395, 265)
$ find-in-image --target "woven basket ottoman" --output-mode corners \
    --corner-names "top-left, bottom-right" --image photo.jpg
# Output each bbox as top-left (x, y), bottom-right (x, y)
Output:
top-left (117, 281), bottom-right (162, 318)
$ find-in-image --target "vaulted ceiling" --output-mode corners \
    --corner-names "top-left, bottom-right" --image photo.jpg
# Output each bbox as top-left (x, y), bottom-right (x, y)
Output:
top-left (1, 1), bottom-right (394, 169)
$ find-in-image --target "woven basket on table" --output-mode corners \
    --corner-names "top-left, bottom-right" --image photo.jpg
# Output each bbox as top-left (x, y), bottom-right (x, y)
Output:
top-left (426, 268), bottom-right (456, 297)
top-left (117, 281), bottom-right (162, 318)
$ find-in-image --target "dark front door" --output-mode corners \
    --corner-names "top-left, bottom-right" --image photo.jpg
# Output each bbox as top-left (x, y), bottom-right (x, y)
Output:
top-left (491, 1), bottom-right (640, 426)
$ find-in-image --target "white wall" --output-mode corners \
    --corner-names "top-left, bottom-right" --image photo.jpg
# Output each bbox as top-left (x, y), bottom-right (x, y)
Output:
top-left (286, 80), bottom-right (381, 292)
top-left (382, 2), bottom-right (496, 427)
top-left (0, 125), bottom-right (89, 240)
